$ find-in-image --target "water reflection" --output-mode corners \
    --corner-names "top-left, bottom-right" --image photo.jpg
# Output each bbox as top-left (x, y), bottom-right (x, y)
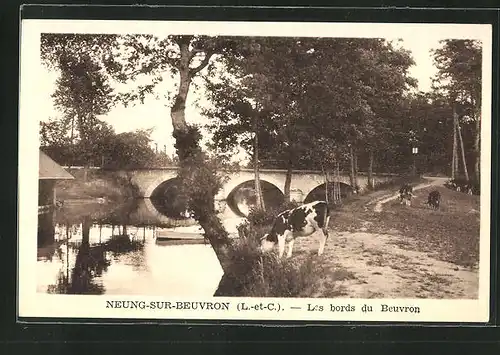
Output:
top-left (37, 200), bottom-right (224, 297)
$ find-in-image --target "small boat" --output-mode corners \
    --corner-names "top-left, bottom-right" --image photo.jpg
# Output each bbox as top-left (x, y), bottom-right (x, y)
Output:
top-left (155, 230), bottom-right (205, 242)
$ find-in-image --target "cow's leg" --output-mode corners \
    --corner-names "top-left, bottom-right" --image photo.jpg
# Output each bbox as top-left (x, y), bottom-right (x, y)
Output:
top-left (277, 234), bottom-right (286, 258)
top-left (325, 216), bottom-right (331, 229)
top-left (317, 229), bottom-right (328, 256)
top-left (286, 238), bottom-right (295, 258)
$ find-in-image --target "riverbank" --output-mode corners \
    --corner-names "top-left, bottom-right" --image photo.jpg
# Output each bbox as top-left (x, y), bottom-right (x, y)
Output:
top-left (215, 175), bottom-right (480, 299)
top-left (56, 168), bottom-right (137, 204)
top-left (290, 177), bottom-right (480, 299)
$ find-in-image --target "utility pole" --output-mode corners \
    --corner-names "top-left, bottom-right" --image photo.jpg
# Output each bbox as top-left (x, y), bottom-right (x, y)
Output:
top-left (455, 110), bottom-right (470, 181)
top-left (451, 112), bottom-right (457, 180)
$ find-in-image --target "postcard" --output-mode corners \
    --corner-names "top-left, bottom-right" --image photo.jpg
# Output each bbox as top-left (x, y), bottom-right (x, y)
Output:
top-left (18, 18), bottom-right (492, 323)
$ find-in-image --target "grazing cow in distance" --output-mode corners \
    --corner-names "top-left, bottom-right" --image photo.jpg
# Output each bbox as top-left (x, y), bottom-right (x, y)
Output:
top-left (427, 190), bottom-right (441, 210)
top-left (446, 179), bottom-right (474, 195)
top-left (399, 184), bottom-right (414, 206)
top-left (260, 200), bottom-right (330, 258)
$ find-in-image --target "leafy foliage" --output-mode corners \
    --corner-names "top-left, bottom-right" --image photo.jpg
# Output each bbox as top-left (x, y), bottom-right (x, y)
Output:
top-left (40, 120), bottom-right (172, 169)
top-left (204, 37), bottom-right (416, 176)
top-left (432, 39), bottom-right (482, 180)
top-left (173, 125), bottom-right (231, 247)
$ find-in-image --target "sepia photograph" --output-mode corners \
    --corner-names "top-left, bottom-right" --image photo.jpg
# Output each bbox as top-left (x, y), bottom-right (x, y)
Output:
top-left (18, 19), bottom-right (492, 322)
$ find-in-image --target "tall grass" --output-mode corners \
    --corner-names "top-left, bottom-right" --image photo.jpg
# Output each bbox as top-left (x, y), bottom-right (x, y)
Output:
top-left (215, 201), bottom-right (320, 297)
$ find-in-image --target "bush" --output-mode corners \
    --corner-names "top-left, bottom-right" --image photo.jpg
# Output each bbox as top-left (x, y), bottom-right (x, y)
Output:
top-left (215, 223), bottom-right (319, 297)
top-left (215, 199), bottom-right (325, 297)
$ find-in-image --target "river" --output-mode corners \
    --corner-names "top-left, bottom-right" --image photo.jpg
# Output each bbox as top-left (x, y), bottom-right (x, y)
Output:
top-left (36, 199), bottom-right (246, 297)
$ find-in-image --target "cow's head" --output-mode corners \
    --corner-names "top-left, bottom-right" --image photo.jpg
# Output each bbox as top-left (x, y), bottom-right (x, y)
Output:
top-left (260, 233), bottom-right (276, 252)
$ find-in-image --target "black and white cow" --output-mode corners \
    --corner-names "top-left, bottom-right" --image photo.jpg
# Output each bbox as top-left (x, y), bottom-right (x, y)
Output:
top-left (427, 190), bottom-right (441, 210)
top-left (399, 184), bottom-right (414, 206)
top-left (260, 201), bottom-right (330, 258)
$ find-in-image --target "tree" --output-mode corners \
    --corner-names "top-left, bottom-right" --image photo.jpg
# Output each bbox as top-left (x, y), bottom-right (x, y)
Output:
top-left (151, 151), bottom-right (175, 168)
top-left (39, 117), bottom-right (73, 164)
top-left (40, 116), bottom-right (115, 167)
top-left (204, 37), bottom-right (416, 197)
top-left (104, 129), bottom-right (157, 169)
top-left (432, 39), bottom-right (482, 181)
top-left (203, 75), bottom-right (270, 209)
top-left (99, 34), bottom-right (265, 268)
top-left (353, 40), bottom-right (416, 184)
top-left (41, 34), bottom-right (254, 268)
top-left (41, 34), bottom-right (117, 176)
top-left (203, 37), bottom-right (309, 203)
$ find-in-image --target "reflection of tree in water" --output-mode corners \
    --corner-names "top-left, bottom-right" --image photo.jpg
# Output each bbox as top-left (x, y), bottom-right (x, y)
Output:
top-left (37, 209), bottom-right (56, 248)
top-left (96, 199), bottom-right (137, 228)
top-left (105, 232), bottom-right (147, 272)
top-left (95, 201), bottom-right (148, 269)
top-left (47, 216), bottom-right (146, 295)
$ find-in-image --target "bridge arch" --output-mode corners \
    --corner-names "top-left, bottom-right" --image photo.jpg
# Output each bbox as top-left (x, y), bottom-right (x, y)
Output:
top-left (148, 177), bottom-right (192, 219)
top-left (226, 179), bottom-right (285, 217)
top-left (303, 182), bottom-right (355, 203)
top-left (220, 171), bottom-right (286, 199)
top-left (141, 170), bottom-right (179, 198)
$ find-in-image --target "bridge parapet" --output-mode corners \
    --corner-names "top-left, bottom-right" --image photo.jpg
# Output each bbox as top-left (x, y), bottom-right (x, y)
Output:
top-left (103, 167), bottom-right (398, 200)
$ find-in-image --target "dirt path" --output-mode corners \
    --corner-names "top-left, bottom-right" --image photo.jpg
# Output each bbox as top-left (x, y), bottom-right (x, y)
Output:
top-left (308, 230), bottom-right (478, 299)
top-left (295, 177), bottom-right (479, 299)
top-left (372, 176), bottom-right (448, 213)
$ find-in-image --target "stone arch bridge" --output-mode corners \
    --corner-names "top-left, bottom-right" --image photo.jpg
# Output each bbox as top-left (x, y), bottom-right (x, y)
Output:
top-left (113, 167), bottom-right (397, 203)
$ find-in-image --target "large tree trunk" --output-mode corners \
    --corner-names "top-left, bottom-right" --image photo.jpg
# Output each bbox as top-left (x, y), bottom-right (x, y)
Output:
top-left (170, 36), bottom-right (231, 272)
top-left (353, 148), bottom-right (359, 191)
top-left (367, 150), bottom-right (374, 189)
top-left (456, 116), bottom-right (470, 181)
top-left (253, 127), bottom-right (265, 211)
top-left (452, 114), bottom-right (457, 179)
top-left (68, 114), bottom-right (75, 169)
top-left (321, 164), bottom-right (329, 204)
top-left (474, 112), bottom-right (481, 182)
top-left (349, 146), bottom-right (356, 188)
top-left (283, 160), bottom-right (293, 203)
top-left (171, 39), bottom-right (191, 133)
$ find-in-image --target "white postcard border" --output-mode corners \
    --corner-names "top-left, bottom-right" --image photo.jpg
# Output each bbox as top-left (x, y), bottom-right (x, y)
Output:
top-left (18, 19), bottom-right (493, 323)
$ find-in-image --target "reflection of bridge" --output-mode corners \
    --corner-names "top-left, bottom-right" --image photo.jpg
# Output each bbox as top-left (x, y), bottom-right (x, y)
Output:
top-left (113, 167), bottom-right (397, 202)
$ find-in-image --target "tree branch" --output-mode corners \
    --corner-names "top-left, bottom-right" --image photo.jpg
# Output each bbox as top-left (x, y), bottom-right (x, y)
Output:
top-left (190, 51), bottom-right (215, 76)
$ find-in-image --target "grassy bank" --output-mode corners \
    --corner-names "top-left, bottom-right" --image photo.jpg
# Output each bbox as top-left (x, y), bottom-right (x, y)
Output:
top-left (56, 168), bottom-right (137, 203)
top-left (328, 180), bottom-right (480, 267)
top-left (366, 186), bottom-right (480, 267)
top-left (215, 176), bottom-right (416, 297)
top-left (216, 174), bottom-right (482, 298)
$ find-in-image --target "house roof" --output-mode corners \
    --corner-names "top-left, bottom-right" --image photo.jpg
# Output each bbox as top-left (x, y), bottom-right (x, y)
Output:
top-left (39, 151), bottom-right (74, 180)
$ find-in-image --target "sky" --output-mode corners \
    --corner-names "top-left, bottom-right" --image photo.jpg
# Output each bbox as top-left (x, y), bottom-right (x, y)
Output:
top-left (38, 35), bottom-right (443, 161)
